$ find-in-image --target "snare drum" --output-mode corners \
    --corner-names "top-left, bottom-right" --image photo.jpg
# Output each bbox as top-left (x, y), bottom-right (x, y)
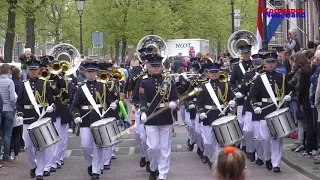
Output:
top-left (27, 117), bottom-right (60, 151)
top-left (90, 117), bottom-right (123, 148)
top-left (265, 107), bottom-right (296, 139)
top-left (211, 115), bottom-right (243, 147)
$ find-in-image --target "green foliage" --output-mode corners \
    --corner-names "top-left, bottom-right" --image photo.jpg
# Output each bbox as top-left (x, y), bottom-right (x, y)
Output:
top-left (2, 0), bottom-right (258, 55)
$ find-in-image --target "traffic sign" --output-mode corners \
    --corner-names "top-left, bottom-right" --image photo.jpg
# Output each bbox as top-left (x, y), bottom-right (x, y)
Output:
top-left (234, 19), bottom-right (241, 27)
top-left (234, 9), bottom-right (240, 17)
top-left (92, 31), bottom-right (104, 49)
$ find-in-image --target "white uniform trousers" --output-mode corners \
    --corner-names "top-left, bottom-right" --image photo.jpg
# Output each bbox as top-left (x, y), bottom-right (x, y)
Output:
top-left (243, 112), bottom-right (254, 153)
top-left (237, 106), bottom-right (246, 148)
top-left (146, 125), bottom-right (173, 180)
top-left (252, 121), bottom-right (264, 160)
top-left (134, 111), bottom-right (148, 160)
top-left (185, 111), bottom-right (196, 145)
top-left (200, 123), bottom-right (221, 162)
top-left (260, 120), bottom-right (283, 167)
top-left (23, 124), bottom-right (47, 176)
top-left (103, 147), bottom-right (112, 167)
top-left (80, 127), bottom-right (104, 174)
top-left (111, 146), bottom-right (115, 157)
top-left (58, 123), bottom-right (69, 163)
top-left (45, 118), bottom-right (61, 171)
top-left (194, 114), bottom-right (204, 151)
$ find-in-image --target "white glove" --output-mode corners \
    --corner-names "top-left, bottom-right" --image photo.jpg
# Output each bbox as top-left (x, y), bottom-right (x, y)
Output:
top-left (174, 75), bottom-right (180, 82)
top-left (17, 116), bottom-right (23, 123)
top-left (235, 92), bottom-right (243, 99)
top-left (284, 95), bottom-right (291, 102)
top-left (110, 102), bottom-right (117, 110)
top-left (254, 107), bottom-right (262, 114)
top-left (169, 101), bottom-right (177, 110)
top-left (189, 104), bottom-right (195, 109)
top-left (228, 100), bottom-right (236, 108)
top-left (46, 106), bottom-right (54, 113)
top-left (200, 113), bottom-right (207, 120)
top-left (74, 117), bottom-right (82, 124)
top-left (141, 112), bottom-right (147, 123)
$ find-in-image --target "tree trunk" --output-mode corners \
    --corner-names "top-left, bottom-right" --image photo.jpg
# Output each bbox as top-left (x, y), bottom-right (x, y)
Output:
top-left (121, 37), bottom-right (127, 64)
top-left (115, 39), bottom-right (120, 65)
top-left (25, 15), bottom-right (36, 54)
top-left (4, 0), bottom-right (17, 63)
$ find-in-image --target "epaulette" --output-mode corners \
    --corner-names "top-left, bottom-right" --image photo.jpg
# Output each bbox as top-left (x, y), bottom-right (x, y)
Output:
top-left (258, 69), bottom-right (266, 74)
top-left (142, 75), bottom-right (148, 79)
top-left (77, 80), bottom-right (87, 87)
top-left (23, 79), bottom-right (29, 83)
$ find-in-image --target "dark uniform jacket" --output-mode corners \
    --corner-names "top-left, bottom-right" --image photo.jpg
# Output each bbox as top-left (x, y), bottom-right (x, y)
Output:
top-left (230, 60), bottom-right (252, 106)
top-left (139, 74), bottom-right (178, 126)
top-left (16, 77), bottom-right (57, 125)
top-left (197, 79), bottom-right (235, 126)
top-left (72, 80), bottom-right (115, 127)
top-left (240, 68), bottom-right (263, 121)
top-left (249, 70), bottom-right (289, 118)
top-left (132, 72), bottom-right (148, 107)
top-left (104, 78), bottom-right (121, 119)
top-left (185, 75), bottom-right (208, 119)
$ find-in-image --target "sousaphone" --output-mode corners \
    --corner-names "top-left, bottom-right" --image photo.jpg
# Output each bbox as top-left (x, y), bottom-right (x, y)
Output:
top-left (136, 35), bottom-right (168, 63)
top-left (227, 30), bottom-right (259, 58)
top-left (48, 43), bottom-right (82, 76)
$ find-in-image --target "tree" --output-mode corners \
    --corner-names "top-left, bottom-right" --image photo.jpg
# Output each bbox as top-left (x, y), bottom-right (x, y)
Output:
top-left (4, 0), bottom-right (17, 63)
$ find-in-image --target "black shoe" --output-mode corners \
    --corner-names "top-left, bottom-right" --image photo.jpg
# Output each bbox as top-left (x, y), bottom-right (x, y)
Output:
top-left (202, 156), bottom-right (208, 163)
top-left (255, 159), bottom-right (264, 166)
top-left (91, 173), bottom-right (100, 179)
top-left (149, 170), bottom-right (157, 180)
top-left (104, 164), bottom-right (111, 170)
top-left (111, 156), bottom-right (116, 160)
top-left (61, 160), bottom-right (64, 165)
top-left (155, 169), bottom-right (159, 176)
top-left (187, 139), bottom-right (190, 146)
top-left (208, 160), bottom-right (213, 169)
top-left (146, 161), bottom-right (151, 173)
top-left (43, 171), bottom-right (50, 176)
top-left (50, 167), bottom-right (56, 172)
top-left (88, 165), bottom-right (93, 176)
top-left (30, 167), bottom-right (36, 178)
top-left (188, 143), bottom-right (195, 151)
top-left (197, 148), bottom-right (203, 157)
top-left (140, 157), bottom-right (146, 167)
top-left (57, 163), bottom-right (62, 169)
top-left (36, 176), bottom-right (43, 180)
top-left (266, 159), bottom-right (273, 170)
top-left (101, 169), bottom-right (103, 174)
top-left (273, 167), bottom-right (281, 172)
top-left (249, 152), bottom-right (256, 163)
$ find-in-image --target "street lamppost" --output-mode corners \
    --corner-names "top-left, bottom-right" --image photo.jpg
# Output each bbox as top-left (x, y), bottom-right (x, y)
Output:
top-left (231, 0), bottom-right (235, 34)
top-left (75, 0), bottom-right (86, 55)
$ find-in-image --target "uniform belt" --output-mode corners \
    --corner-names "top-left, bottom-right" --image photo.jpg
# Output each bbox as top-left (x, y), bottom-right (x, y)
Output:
top-left (204, 105), bottom-right (224, 110)
top-left (147, 103), bottom-right (166, 108)
top-left (261, 98), bottom-right (279, 103)
top-left (237, 85), bottom-right (241, 88)
top-left (193, 98), bottom-right (197, 101)
top-left (81, 104), bottom-right (102, 110)
top-left (24, 104), bottom-right (48, 109)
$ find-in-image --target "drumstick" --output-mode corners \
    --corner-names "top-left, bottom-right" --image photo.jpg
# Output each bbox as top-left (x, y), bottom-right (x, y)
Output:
top-left (276, 91), bottom-right (293, 110)
top-left (260, 91), bottom-right (293, 111)
top-left (23, 117), bottom-right (35, 121)
top-left (76, 100), bottom-right (118, 136)
top-left (75, 110), bottom-right (93, 136)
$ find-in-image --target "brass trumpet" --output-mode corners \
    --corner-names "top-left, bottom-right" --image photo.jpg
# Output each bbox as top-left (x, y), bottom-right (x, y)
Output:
top-left (98, 70), bottom-right (110, 81)
top-left (40, 68), bottom-right (51, 80)
top-left (219, 71), bottom-right (229, 83)
top-left (50, 60), bottom-right (71, 75)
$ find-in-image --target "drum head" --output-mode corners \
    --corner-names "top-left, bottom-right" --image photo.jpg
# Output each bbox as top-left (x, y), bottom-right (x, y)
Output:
top-left (212, 115), bottom-right (237, 126)
top-left (28, 117), bottom-right (51, 129)
top-left (91, 117), bottom-right (116, 127)
top-left (265, 107), bottom-right (289, 119)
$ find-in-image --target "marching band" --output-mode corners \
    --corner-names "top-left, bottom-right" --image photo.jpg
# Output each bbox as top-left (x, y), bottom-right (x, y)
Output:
top-left (7, 31), bottom-right (299, 180)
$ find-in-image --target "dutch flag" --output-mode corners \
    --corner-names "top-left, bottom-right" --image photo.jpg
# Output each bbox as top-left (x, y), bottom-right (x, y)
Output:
top-left (255, 0), bottom-right (284, 53)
